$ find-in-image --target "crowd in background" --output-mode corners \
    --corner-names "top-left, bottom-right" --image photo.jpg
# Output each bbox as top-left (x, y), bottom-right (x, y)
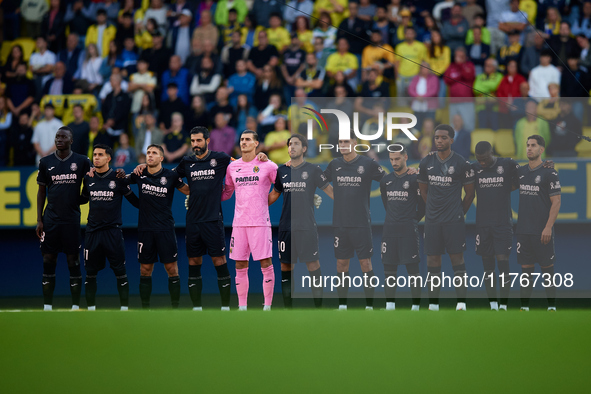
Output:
top-left (1, 0), bottom-right (591, 167)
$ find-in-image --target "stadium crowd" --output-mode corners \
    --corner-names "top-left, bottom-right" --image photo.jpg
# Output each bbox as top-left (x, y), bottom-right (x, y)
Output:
top-left (1, 0), bottom-right (591, 167)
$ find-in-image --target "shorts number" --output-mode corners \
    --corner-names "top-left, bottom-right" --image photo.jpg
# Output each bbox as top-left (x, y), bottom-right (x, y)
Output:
top-left (475, 234), bottom-right (480, 246)
top-left (381, 242), bottom-right (387, 254)
top-left (279, 241), bottom-right (286, 252)
top-left (40, 232), bottom-right (45, 243)
top-left (84, 249), bottom-right (89, 261)
top-left (334, 237), bottom-right (339, 248)
top-left (138, 242), bottom-right (144, 253)
top-left (516, 242), bottom-right (521, 254)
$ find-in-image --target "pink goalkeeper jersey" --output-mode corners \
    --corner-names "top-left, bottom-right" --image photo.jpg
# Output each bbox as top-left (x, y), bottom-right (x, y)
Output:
top-left (222, 157), bottom-right (278, 227)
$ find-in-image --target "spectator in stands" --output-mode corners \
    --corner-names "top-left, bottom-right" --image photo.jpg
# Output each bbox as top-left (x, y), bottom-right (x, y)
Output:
top-left (313, 0), bottom-right (349, 27)
top-left (408, 63), bottom-right (440, 128)
top-left (6, 63), bottom-right (35, 117)
top-left (372, 6), bottom-right (397, 47)
top-left (474, 58), bottom-right (503, 130)
top-left (520, 31), bottom-right (546, 76)
top-left (357, 0), bottom-right (376, 22)
top-left (252, 0), bottom-right (284, 29)
top-left (135, 18), bottom-right (157, 50)
top-left (467, 27), bottom-right (491, 75)
top-left (192, 10), bottom-right (219, 53)
top-left (327, 70), bottom-right (356, 97)
top-left (361, 30), bottom-right (396, 81)
top-left (463, 0), bottom-right (484, 27)
top-left (135, 114), bottom-right (164, 161)
top-left (190, 57), bottom-right (223, 104)
top-left (573, 1), bottom-right (591, 38)
top-left (514, 100), bottom-right (550, 159)
top-left (326, 85), bottom-right (352, 151)
top-left (451, 114), bottom-right (471, 159)
top-left (133, 94), bottom-right (157, 136)
top-left (161, 55), bottom-right (190, 105)
top-left (325, 38), bottom-right (359, 91)
top-left (528, 50), bottom-right (561, 99)
top-left (115, 12), bottom-right (135, 48)
top-left (216, 0), bottom-right (248, 26)
top-left (312, 37), bottom-right (332, 69)
top-left (209, 87), bottom-right (235, 127)
top-left (31, 103), bottom-right (63, 164)
top-left (86, 9), bottom-right (117, 58)
top-left (99, 67), bottom-right (129, 102)
top-left (498, 0), bottom-right (527, 41)
top-left (485, 0), bottom-right (510, 55)
top-left (21, 0), bottom-right (48, 38)
top-left (42, 61), bottom-right (74, 96)
top-left (221, 31), bottom-right (250, 78)
top-left (114, 133), bottom-right (136, 166)
top-left (293, 16), bottom-right (314, 54)
top-left (354, 68), bottom-right (390, 124)
top-left (241, 13), bottom-right (265, 48)
top-left (254, 65), bottom-right (283, 111)
top-left (395, 27), bottom-right (426, 102)
top-left (58, 34), bottom-right (83, 81)
top-left (433, 0), bottom-right (454, 24)
top-left (41, 0), bottom-right (66, 53)
top-left (97, 0), bottom-right (120, 25)
top-left (68, 104), bottom-right (90, 156)
top-left (143, 0), bottom-right (168, 35)
top-left (337, 2), bottom-right (369, 61)
top-left (445, 47), bottom-right (476, 132)
top-left (281, 33), bottom-right (307, 101)
top-left (543, 7), bottom-right (561, 38)
top-left (263, 117), bottom-right (290, 163)
top-left (2, 0), bottom-right (21, 42)
top-left (29, 36), bottom-right (57, 98)
top-left (158, 82), bottom-right (188, 131)
top-left (236, 94), bottom-right (258, 136)
top-left (415, 117), bottom-right (437, 159)
top-left (139, 32), bottom-right (172, 78)
top-left (227, 59), bottom-right (256, 107)
top-left (497, 30), bottom-right (523, 72)
top-left (167, 0), bottom-right (190, 28)
top-left (258, 93), bottom-right (287, 138)
top-left (209, 112), bottom-right (237, 156)
top-left (99, 41), bottom-right (120, 82)
top-left (442, 4), bottom-right (470, 54)
top-left (88, 116), bottom-right (114, 155)
top-left (167, 9), bottom-right (193, 65)
top-left (64, 0), bottom-right (92, 46)
top-left (386, 0), bottom-right (403, 25)
top-left (550, 100), bottom-right (582, 157)
top-left (561, 56), bottom-right (589, 120)
top-left (313, 12), bottom-right (338, 50)
top-left (393, 8), bottom-right (418, 47)
top-left (285, 0), bottom-right (313, 26)
top-left (577, 34), bottom-right (591, 70)
top-left (129, 58), bottom-right (156, 122)
top-left (0, 97), bottom-right (12, 166)
top-left (247, 31), bottom-right (280, 78)
top-left (497, 59), bottom-right (527, 128)
top-left (266, 13), bottom-right (290, 54)
top-left (118, 37), bottom-right (139, 78)
top-left (10, 112), bottom-right (36, 166)
top-left (465, 13), bottom-right (491, 46)
top-left (549, 22), bottom-right (580, 67)
top-left (2, 45), bottom-right (24, 83)
top-left (537, 83), bottom-right (561, 121)
top-left (221, 8), bottom-right (243, 45)
top-left (102, 73), bottom-right (132, 140)
top-left (188, 39), bottom-right (222, 76)
top-left (163, 112), bottom-right (189, 163)
top-left (79, 44), bottom-right (103, 93)
top-left (287, 88), bottom-right (316, 138)
top-left (425, 29), bottom-right (451, 100)
top-left (296, 52), bottom-right (326, 97)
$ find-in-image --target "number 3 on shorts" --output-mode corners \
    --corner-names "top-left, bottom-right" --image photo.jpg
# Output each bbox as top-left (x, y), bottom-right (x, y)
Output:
top-left (334, 237), bottom-right (339, 248)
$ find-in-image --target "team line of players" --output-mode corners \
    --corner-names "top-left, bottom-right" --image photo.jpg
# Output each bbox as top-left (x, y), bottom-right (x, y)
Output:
top-left (36, 123), bottom-right (560, 311)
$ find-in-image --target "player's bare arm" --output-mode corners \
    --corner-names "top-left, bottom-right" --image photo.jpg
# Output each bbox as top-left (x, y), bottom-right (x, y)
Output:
top-left (36, 184), bottom-right (46, 239)
top-left (542, 195), bottom-right (561, 245)
top-left (418, 182), bottom-right (428, 204)
top-left (462, 183), bottom-right (475, 214)
top-left (322, 184), bottom-right (334, 200)
top-left (177, 183), bottom-right (190, 195)
top-left (268, 189), bottom-right (281, 205)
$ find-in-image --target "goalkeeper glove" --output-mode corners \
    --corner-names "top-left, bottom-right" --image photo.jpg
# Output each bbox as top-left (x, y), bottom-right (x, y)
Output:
top-left (185, 195), bottom-right (189, 210)
top-left (314, 194), bottom-right (322, 209)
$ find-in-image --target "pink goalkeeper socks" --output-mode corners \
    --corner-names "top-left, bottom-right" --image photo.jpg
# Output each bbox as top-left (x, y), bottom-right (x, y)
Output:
top-left (236, 268), bottom-right (249, 307)
top-left (261, 265), bottom-right (275, 306)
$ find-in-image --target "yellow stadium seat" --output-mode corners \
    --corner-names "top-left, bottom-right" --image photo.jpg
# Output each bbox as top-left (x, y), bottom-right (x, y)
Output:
top-left (495, 129), bottom-right (516, 157)
top-left (471, 128), bottom-right (496, 154)
top-left (0, 41), bottom-right (13, 65)
top-left (12, 38), bottom-right (36, 62)
top-left (583, 127), bottom-right (591, 138)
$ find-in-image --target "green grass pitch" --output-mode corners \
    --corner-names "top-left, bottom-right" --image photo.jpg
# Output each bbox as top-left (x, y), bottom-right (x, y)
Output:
top-left (1, 309), bottom-right (590, 393)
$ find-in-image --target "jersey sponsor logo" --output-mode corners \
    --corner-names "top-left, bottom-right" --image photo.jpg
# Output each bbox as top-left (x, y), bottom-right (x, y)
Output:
top-left (550, 181), bottom-right (561, 190)
top-left (190, 169), bottom-right (215, 178)
top-left (160, 176), bottom-right (167, 185)
top-left (357, 166), bottom-right (365, 174)
top-left (190, 163), bottom-right (196, 168)
top-left (427, 166), bottom-right (434, 170)
top-left (89, 183), bottom-right (95, 187)
top-left (70, 163), bottom-right (78, 171)
top-left (497, 166), bottom-right (504, 174)
top-left (235, 168), bottom-right (241, 172)
top-left (428, 174), bottom-right (452, 183)
top-left (236, 176), bottom-right (259, 183)
top-left (535, 175), bottom-right (541, 184)
top-left (387, 190), bottom-right (409, 197)
top-left (253, 166), bottom-right (260, 173)
top-left (90, 190), bottom-right (114, 197)
top-left (109, 181), bottom-right (116, 189)
top-left (142, 183), bottom-right (169, 194)
top-left (520, 184), bottom-right (540, 192)
top-left (51, 173), bottom-right (78, 182)
top-left (378, 166), bottom-right (384, 173)
top-left (321, 174), bottom-right (327, 181)
top-left (386, 181), bottom-right (393, 185)
top-left (48, 166), bottom-right (55, 171)
top-left (337, 176), bottom-right (362, 183)
top-left (210, 159), bottom-right (217, 167)
top-left (283, 181), bottom-right (306, 192)
top-left (477, 169), bottom-right (484, 173)
top-left (335, 167), bottom-right (342, 171)
top-left (466, 169), bottom-right (474, 178)
top-left (448, 166), bottom-right (455, 174)
top-left (282, 174), bottom-right (288, 178)
top-left (478, 176), bottom-right (504, 187)
top-left (403, 181), bottom-right (409, 189)
top-left (301, 171), bottom-right (309, 180)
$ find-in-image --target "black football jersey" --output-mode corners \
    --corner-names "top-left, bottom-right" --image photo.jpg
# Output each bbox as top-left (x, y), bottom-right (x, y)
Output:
top-left (380, 170), bottom-right (425, 237)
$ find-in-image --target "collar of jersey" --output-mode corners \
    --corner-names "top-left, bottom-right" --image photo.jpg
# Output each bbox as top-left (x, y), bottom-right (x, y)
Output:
top-left (394, 169), bottom-right (409, 178)
top-left (145, 167), bottom-right (164, 177)
top-left (435, 150), bottom-right (454, 164)
top-left (95, 168), bottom-right (113, 178)
top-left (482, 157), bottom-right (498, 169)
top-left (195, 151), bottom-right (211, 161)
top-left (291, 161), bottom-right (307, 170)
top-left (54, 150), bottom-right (73, 162)
top-left (341, 154), bottom-right (361, 165)
top-left (528, 162), bottom-right (543, 172)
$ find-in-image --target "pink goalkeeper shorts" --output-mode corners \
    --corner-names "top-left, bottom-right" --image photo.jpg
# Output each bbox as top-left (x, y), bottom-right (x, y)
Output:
top-left (229, 226), bottom-right (273, 262)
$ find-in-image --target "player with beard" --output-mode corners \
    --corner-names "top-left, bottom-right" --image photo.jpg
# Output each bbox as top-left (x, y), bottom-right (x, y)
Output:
top-left (516, 135), bottom-right (561, 311)
top-left (222, 130), bottom-right (278, 311)
top-left (268, 134), bottom-right (334, 308)
top-left (81, 145), bottom-right (139, 310)
top-left (36, 127), bottom-right (91, 311)
top-left (417, 124), bottom-right (475, 311)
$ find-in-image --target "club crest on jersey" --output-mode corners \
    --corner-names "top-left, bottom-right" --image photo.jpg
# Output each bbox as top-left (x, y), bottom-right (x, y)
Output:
top-left (253, 166), bottom-right (260, 173)
top-left (301, 171), bottom-right (309, 180)
top-left (160, 176), bottom-right (167, 185)
top-left (109, 181), bottom-right (116, 189)
top-left (497, 166), bottom-right (504, 174)
top-left (535, 175), bottom-right (541, 184)
top-left (357, 166), bottom-right (365, 174)
top-left (403, 181), bottom-right (409, 189)
top-left (210, 159), bottom-right (217, 167)
top-left (70, 163), bottom-right (77, 171)
top-left (448, 166), bottom-right (455, 175)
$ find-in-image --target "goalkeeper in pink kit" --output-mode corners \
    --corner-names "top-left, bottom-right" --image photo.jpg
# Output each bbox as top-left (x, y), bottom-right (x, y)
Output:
top-left (222, 130), bottom-right (278, 310)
